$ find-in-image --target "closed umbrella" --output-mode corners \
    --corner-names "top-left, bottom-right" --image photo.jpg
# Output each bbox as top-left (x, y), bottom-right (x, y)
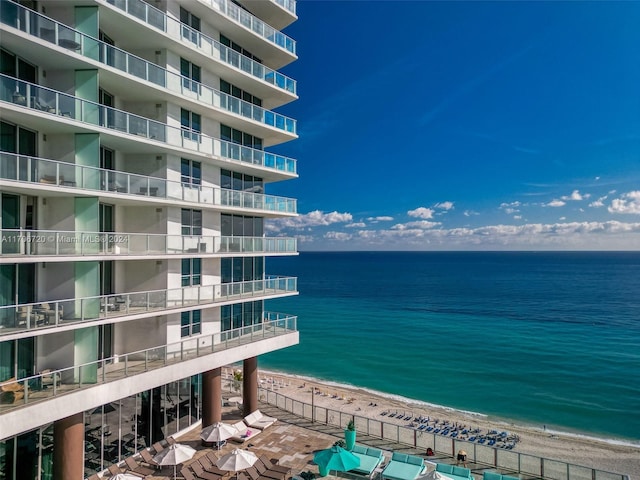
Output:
top-left (201, 422), bottom-right (238, 449)
top-left (216, 448), bottom-right (259, 480)
top-left (313, 445), bottom-right (360, 477)
top-left (153, 443), bottom-right (197, 480)
top-left (110, 475), bottom-right (143, 480)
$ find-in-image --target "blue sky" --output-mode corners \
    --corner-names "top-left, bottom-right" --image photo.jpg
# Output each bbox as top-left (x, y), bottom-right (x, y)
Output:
top-left (267, 1), bottom-right (640, 250)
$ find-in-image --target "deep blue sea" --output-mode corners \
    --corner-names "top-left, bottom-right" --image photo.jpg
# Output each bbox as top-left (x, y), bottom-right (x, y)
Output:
top-left (262, 252), bottom-right (640, 445)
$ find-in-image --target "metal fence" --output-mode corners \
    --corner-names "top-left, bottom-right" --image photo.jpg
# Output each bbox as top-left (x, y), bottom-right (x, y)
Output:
top-left (255, 388), bottom-right (627, 480)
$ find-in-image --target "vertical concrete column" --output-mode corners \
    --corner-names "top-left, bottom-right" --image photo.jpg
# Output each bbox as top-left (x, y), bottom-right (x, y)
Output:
top-left (243, 356), bottom-right (258, 416)
top-left (202, 367), bottom-right (222, 426)
top-left (53, 412), bottom-right (84, 480)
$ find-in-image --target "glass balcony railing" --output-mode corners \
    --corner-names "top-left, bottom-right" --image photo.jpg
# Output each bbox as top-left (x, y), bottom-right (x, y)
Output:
top-left (0, 276), bottom-right (297, 334)
top-left (204, 0), bottom-right (296, 55)
top-left (0, 75), bottom-right (297, 174)
top-left (272, 0), bottom-right (296, 15)
top-left (102, 0), bottom-right (297, 86)
top-left (0, 229), bottom-right (297, 257)
top-left (0, 312), bottom-right (297, 413)
top-left (0, 152), bottom-right (298, 213)
top-left (0, 1), bottom-right (297, 131)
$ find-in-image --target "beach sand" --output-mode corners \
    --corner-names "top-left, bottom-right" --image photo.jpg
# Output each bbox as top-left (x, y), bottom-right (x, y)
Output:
top-left (232, 369), bottom-right (639, 480)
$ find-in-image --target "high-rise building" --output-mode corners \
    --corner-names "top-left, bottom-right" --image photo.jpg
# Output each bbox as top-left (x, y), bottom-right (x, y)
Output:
top-left (0, 0), bottom-right (299, 477)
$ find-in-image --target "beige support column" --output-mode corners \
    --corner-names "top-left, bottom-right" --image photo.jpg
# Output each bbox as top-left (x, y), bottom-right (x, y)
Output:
top-left (53, 412), bottom-right (84, 480)
top-left (202, 367), bottom-right (222, 426)
top-left (243, 356), bottom-right (258, 416)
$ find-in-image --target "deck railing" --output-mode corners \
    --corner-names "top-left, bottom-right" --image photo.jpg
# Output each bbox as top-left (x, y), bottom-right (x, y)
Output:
top-left (0, 75), bottom-right (297, 175)
top-left (106, 0), bottom-right (296, 78)
top-left (0, 313), bottom-right (297, 413)
top-left (0, 0), bottom-right (296, 132)
top-left (0, 152), bottom-right (297, 213)
top-left (0, 276), bottom-right (297, 334)
top-left (256, 390), bottom-right (628, 480)
top-left (0, 229), bottom-right (297, 257)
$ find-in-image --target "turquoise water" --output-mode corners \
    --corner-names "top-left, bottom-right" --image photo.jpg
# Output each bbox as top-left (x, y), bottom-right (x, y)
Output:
top-left (262, 252), bottom-right (640, 444)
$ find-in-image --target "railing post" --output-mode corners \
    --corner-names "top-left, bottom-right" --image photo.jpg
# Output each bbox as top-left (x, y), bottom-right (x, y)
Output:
top-left (125, 355), bottom-right (128, 376)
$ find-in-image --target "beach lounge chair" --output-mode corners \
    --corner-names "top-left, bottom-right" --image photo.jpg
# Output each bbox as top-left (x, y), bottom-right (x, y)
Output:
top-left (125, 456), bottom-right (156, 476)
top-left (108, 464), bottom-right (124, 476)
top-left (192, 462), bottom-right (223, 480)
top-left (182, 467), bottom-right (199, 480)
top-left (243, 410), bottom-right (277, 430)
top-left (230, 420), bottom-right (260, 443)
top-left (350, 445), bottom-right (385, 477)
top-left (199, 456), bottom-right (228, 476)
top-left (140, 449), bottom-right (160, 468)
top-left (254, 460), bottom-right (286, 480)
top-left (381, 453), bottom-right (425, 480)
top-left (259, 456), bottom-right (291, 475)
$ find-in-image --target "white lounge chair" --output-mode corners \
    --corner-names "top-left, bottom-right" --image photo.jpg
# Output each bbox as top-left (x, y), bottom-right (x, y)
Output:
top-left (244, 409), bottom-right (277, 430)
top-left (230, 421), bottom-right (261, 443)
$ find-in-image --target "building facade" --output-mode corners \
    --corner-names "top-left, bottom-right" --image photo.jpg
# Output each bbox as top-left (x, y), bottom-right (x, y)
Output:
top-left (0, 0), bottom-right (299, 477)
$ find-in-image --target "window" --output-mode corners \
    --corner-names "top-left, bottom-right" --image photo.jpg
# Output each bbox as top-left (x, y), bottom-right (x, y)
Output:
top-left (181, 209), bottom-right (202, 236)
top-left (181, 159), bottom-right (201, 186)
top-left (220, 124), bottom-right (262, 150)
top-left (180, 58), bottom-right (201, 92)
top-left (180, 7), bottom-right (200, 44)
top-left (181, 108), bottom-right (201, 141)
top-left (221, 169), bottom-right (263, 193)
top-left (220, 80), bottom-right (262, 107)
top-left (181, 258), bottom-right (201, 286)
top-left (181, 310), bottom-right (201, 337)
top-left (219, 34), bottom-right (261, 63)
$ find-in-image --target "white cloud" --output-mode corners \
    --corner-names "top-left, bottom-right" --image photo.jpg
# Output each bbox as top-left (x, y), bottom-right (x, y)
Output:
top-left (608, 191), bottom-right (640, 214)
top-left (435, 201), bottom-right (454, 210)
top-left (408, 207), bottom-right (434, 219)
top-left (546, 200), bottom-right (566, 207)
top-left (268, 210), bottom-right (353, 231)
top-left (500, 201), bottom-right (522, 215)
top-left (366, 216), bottom-right (394, 222)
top-left (345, 222), bottom-right (366, 228)
top-left (323, 231), bottom-right (352, 241)
top-left (589, 196), bottom-right (607, 208)
top-left (513, 215), bottom-right (522, 220)
top-left (561, 190), bottom-right (590, 201)
top-left (464, 210), bottom-right (479, 217)
top-left (559, 217), bottom-right (566, 221)
top-left (391, 220), bottom-right (441, 230)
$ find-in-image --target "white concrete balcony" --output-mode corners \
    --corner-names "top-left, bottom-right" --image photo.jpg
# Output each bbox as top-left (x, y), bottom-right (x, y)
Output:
top-left (192, 0), bottom-right (296, 60)
top-left (241, 0), bottom-right (297, 30)
top-left (0, 153), bottom-right (297, 216)
top-left (0, 0), bottom-right (296, 106)
top-left (0, 229), bottom-right (297, 261)
top-left (0, 2), bottom-right (296, 142)
top-left (0, 312), bottom-right (298, 436)
top-left (101, 0), bottom-right (296, 71)
top-left (0, 276), bottom-right (297, 337)
top-left (0, 75), bottom-right (297, 178)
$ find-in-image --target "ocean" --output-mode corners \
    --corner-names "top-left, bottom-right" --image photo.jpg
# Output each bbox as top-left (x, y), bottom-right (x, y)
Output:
top-left (261, 251), bottom-right (640, 445)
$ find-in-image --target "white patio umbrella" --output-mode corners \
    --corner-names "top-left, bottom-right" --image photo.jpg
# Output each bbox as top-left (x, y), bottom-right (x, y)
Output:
top-left (153, 443), bottom-right (197, 480)
top-left (201, 422), bottom-right (239, 449)
top-left (110, 474), bottom-right (143, 480)
top-left (423, 471), bottom-right (454, 480)
top-left (216, 448), bottom-right (258, 480)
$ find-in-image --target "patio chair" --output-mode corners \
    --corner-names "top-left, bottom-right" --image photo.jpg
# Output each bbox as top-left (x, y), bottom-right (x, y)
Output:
top-left (140, 449), bottom-right (160, 468)
top-left (124, 456), bottom-right (156, 476)
top-left (151, 441), bottom-right (165, 454)
top-left (198, 456), bottom-right (228, 476)
top-left (191, 462), bottom-right (222, 480)
top-left (254, 460), bottom-right (286, 480)
top-left (108, 463), bottom-right (124, 475)
top-left (167, 435), bottom-right (177, 445)
top-left (246, 466), bottom-right (275, 480)
top-left (260, 455), bottom-right (291, 475)
top-left (181, 467), bottom-right (199, 480)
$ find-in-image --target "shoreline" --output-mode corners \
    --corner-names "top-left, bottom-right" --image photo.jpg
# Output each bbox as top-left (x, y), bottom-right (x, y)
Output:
top-left (227, 367), bottom-right (640, 480)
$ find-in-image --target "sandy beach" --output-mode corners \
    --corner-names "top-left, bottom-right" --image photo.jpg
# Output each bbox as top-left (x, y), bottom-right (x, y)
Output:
top-left (227, 368), bottom-right (640, 480)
